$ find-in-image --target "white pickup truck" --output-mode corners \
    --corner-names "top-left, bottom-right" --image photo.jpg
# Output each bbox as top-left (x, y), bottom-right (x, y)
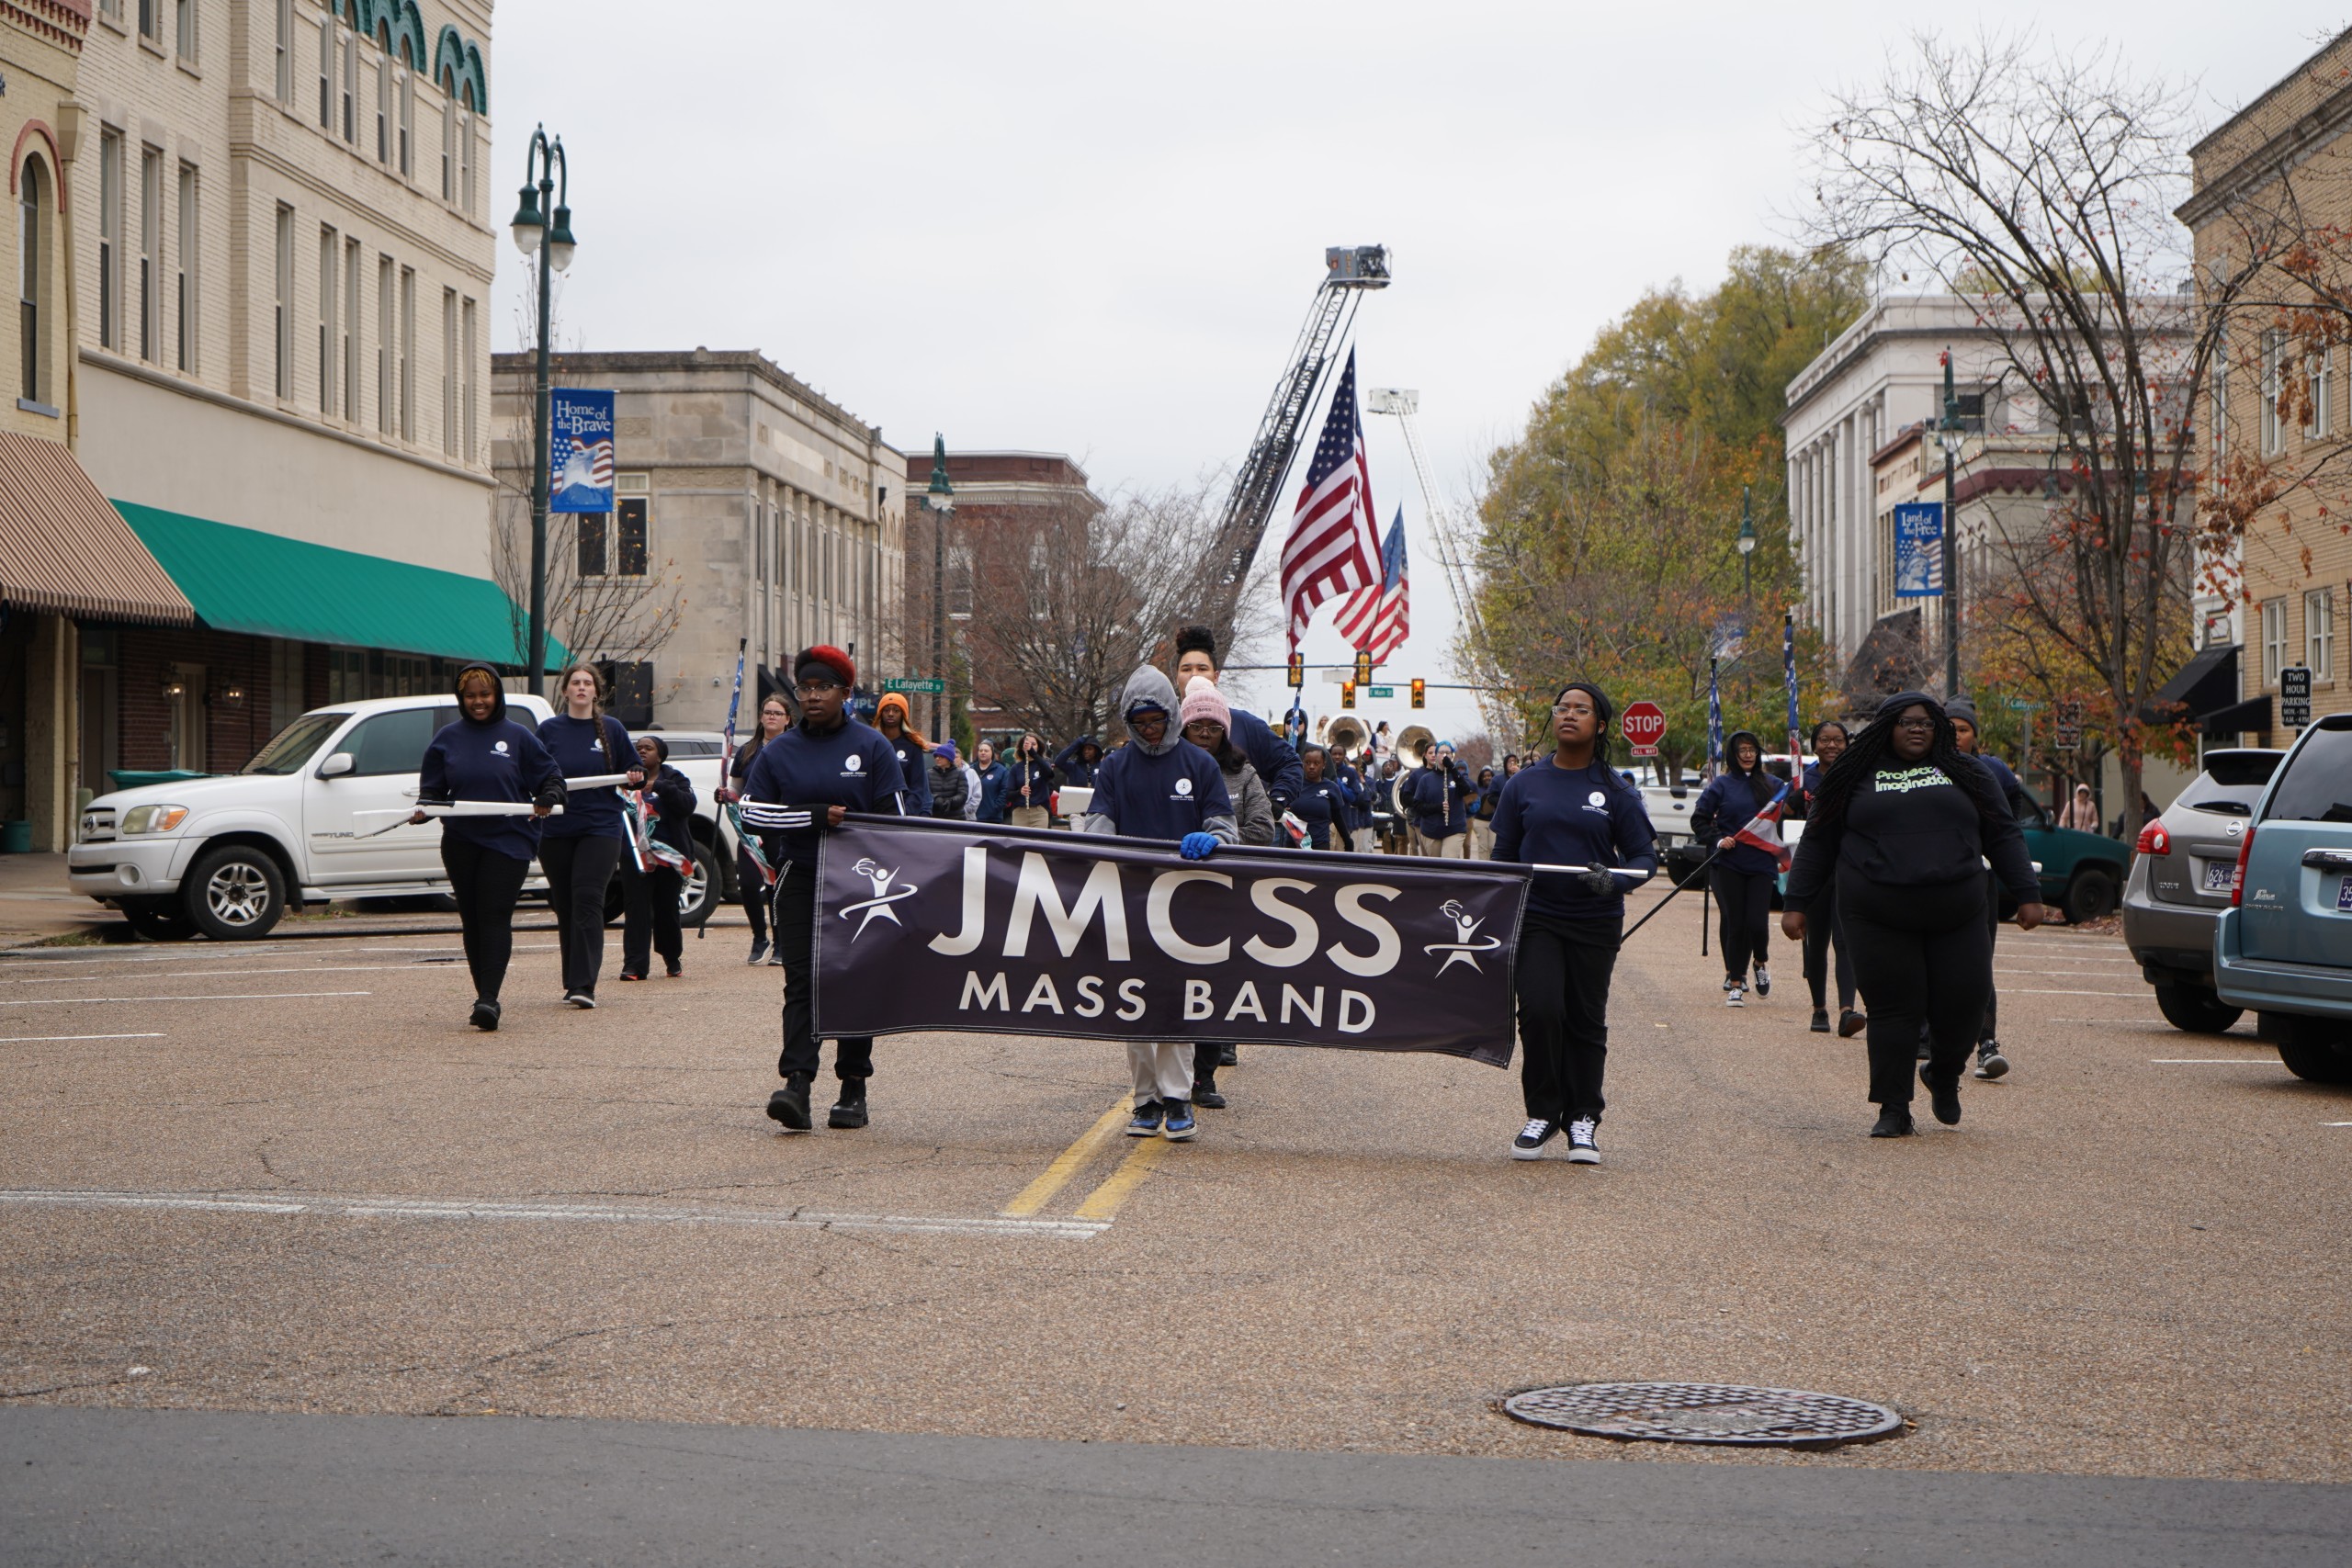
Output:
top-left (69, 694), bottom-right (730, 941)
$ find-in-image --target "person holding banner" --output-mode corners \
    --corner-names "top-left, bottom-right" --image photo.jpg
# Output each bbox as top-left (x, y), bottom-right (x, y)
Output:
top-left (1178, 676), bottom-right (1272, 1110)
top-left (1078, 665), bottom-right (1238, 1142)
top-left (1693, 731), bottom-right (1779, 1007)
top-left (414, 666), bottom-right (563, 1031)
top-left (537, 666), bottom-right (641, 1009)
top-left (1781, 694), bottom-right (2044, 1138)
top-left (1491, 682), bottom-right (1658, 1164)
top-left (1798, 720), bottom-right (1864, 1039)
top-left (724, 695), bottom-right (793, 966)
top-left (873, 693), bottom-right (933, 819)
top-left (741, 646), bottom-right (908, 1134)
top-left (617, 735), bottom-right (696, 983)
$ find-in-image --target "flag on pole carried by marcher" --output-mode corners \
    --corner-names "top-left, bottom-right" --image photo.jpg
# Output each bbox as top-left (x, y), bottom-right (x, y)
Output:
top-left (1351, 505), bottom-right (1410, 663)
top-left (1284, 349), bottom-right (1385, 651)
top-left (1783, 611), bottom-right (1804, 794)
top-left (1735, 778), bottom-right (1796, 872)
top-left (1706, 657), bottom-right (1724, 777)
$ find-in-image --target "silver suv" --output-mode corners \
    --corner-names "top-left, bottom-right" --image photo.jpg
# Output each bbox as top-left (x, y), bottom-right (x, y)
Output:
top-left (2121, 749), bottom-right (2281, 1033)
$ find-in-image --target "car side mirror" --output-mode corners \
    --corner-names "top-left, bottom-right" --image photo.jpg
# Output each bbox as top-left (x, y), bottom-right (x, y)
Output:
top-left (318, 752), bottom-right (355, 778)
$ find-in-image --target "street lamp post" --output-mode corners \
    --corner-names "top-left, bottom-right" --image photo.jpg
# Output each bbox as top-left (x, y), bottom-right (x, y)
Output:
top-left (925, 435), bottom-right (955, 739)
top-left (1936, 348), bottom-right (1963, 698)
top-left (509, 125), bottom-right (577, 695)
top-left (1736, 482), bottom-right (1757, 602)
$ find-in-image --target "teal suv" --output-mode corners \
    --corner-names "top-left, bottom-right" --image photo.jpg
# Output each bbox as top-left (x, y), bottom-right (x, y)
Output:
top-left (2215, 714), bottom-right (2352, 1083)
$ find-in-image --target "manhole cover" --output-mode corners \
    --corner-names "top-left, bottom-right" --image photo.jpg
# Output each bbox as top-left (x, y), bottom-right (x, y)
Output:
top-left (1502, 1382), bottom-right (1904, 1448)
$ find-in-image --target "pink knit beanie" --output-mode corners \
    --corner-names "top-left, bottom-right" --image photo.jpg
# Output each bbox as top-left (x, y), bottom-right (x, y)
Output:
top-left (1179, 677), bottom-right (1230, 733)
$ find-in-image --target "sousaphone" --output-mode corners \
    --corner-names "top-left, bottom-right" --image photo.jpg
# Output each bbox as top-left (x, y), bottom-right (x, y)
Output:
top-left (1326, 716), bottom-right (1368, 757)
top-left (1397, 724), bottom-right (1436, 768)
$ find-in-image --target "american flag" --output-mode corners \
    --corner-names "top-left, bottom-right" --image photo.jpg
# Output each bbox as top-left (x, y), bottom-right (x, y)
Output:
top-left (1356, 505), bottom-right (1409, 663)
top-left (1282, 350), bottom-right (1384, 651)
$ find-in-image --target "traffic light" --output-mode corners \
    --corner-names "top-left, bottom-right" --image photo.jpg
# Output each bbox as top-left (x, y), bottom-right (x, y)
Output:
top-left (1353, 649), bottom-right (1373, 685)
top-left (1340, 682), bottom-right (1356, 709)
top-left (1410, 678), bottom-right (1426, 709)
top-left (1286, 652), bottom-right (1304, 687)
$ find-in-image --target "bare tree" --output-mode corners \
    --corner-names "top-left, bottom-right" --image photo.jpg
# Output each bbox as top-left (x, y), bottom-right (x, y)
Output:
top-left (1801, 31), bottom-right (2286, 837)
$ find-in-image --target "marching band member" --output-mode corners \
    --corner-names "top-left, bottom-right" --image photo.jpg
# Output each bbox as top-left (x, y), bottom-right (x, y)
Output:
top-left (617, 734), bottom-right (696, 983)
top-left (536, 666), bottom-right (640, 1008)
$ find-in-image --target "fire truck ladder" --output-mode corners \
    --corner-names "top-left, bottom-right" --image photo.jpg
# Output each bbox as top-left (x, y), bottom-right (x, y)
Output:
top-left (1210, 245), bottom-right (1392, 589)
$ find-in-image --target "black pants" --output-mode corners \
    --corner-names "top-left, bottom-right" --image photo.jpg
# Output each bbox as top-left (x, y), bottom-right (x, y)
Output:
top-left (539, 834), bottom-right (621, 997)
top-left (775, 867), bottom-right (873, 1083)
top-left (1980, 869), bottom-right (2000, 1043)
top-left (440, 837), bottom-right (528, 1004)
top-left (1803, 879), bottom-right (1857, 1011)
top-left (1711, 864), bottom-right (1774, 980)
top-left (1515, 911), bottom-right (1623, 1123)
top-left (738, 841), bottom-right (771, 942)
top-left (1839, 871), bottom-right (1992, 1107)
top-left (621, 862), bottom-right (684, 976)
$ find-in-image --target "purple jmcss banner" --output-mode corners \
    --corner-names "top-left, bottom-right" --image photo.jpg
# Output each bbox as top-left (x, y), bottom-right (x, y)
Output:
top-left (812, 817), bottom-right (1530, 1066)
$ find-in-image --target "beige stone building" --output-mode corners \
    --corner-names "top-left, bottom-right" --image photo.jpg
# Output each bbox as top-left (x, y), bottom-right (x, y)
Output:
top-left (490, 347), bottom-right (909, 729)
top-left (2180, 26), bottom-right (2352, 737)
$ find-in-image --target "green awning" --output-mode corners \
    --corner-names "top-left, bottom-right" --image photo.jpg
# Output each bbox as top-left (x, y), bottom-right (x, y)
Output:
top-left (115, 502), bottom-right (565, 671)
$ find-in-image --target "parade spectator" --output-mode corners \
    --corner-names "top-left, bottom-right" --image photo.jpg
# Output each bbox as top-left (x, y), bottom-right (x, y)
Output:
top-left (1006, 733), bottom-right (1057, 829)
top-left (970, 740), bottom-right (1010, 825)
top-left (2059, 782), bottom-right (2098, 829)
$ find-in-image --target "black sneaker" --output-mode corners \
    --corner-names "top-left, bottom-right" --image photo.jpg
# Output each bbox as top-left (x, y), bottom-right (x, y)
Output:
top-left (565, 991), bottom-right (597, 1010)
top-left (1511, 1118), bottom-right (1558, 1160)
top-left (1838, 1009), bottom-right (1867, 1038)
top-left (1973, 1041), bottom-right (2009, 1080)
top-left (1869, 1106), bottom-right (1917, 1137)
top-left (1565, 1117), bottom-right (1600, 1165)
top-left (766, 946), bottom-right (785, 967)
top-left (746, 937), bottom-right (770, 966)
top-left (1923, 1066), bottom-right (1962, 1125)
top-left (1193, 1078), bottom-right (1227, 1110)
top-left (1125, 1100), bottom-right (1164, 1136)
top-left (1217, 1043), bottom-right (1238, 1068)
top-left (1753, 962), bottom-right (1771, 998)
top-left (828, 1078), bottom-right (868, 1130)
top-left (469, 998), bottom-right (500, 1032)
top-left (766, 1076), bottom-right (813, 1132)
top-left (1810, 1008), bottom-right (1832, 1033)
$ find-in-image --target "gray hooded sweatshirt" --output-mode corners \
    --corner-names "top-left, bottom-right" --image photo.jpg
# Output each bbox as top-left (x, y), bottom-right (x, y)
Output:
top-left (1077, 665), bottom-right (1238, 844)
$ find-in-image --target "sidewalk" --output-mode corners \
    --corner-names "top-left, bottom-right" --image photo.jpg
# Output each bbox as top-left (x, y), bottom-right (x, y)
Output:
top-left (0, 852), bottom-right (112, 945)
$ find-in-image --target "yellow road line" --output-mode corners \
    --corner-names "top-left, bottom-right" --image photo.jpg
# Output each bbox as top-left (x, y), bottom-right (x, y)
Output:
top-left (1072, 1135), bottom-right (1171, 1221)
top-left (1000, 1100), bottom-right (1133, 1218)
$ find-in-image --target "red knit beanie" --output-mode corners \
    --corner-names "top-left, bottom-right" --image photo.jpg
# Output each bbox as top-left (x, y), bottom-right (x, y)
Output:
top-left (795, 645), bottom-right (856, 688)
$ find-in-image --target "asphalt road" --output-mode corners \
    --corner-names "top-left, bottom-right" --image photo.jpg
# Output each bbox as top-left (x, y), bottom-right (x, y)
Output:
top-left (2, 881), bottom-right (2348, 1558)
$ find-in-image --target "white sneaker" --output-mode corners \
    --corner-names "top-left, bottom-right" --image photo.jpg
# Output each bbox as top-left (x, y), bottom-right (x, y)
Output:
top-left (1566, 1118), bottom-right (1600, 1164)
top-left (1725, 986), bottom-right (1746, 1008)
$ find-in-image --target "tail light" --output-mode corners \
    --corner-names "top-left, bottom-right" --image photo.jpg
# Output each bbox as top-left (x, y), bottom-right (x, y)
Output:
top-left (2231, 824), bottom-right (2256, 907)
top-left (2135, 821), bottom-right (2170, 856)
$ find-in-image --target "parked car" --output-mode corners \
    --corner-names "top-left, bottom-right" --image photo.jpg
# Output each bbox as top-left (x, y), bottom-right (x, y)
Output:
top-left (2013, 799), bottom-right (2132, 923)
top-left (2214, 715), bottom-right (2352, 1083)
top-left (70, 696), bottom-right (735, 940)
top-left (2121, 749), bottom-right (2282, 1033)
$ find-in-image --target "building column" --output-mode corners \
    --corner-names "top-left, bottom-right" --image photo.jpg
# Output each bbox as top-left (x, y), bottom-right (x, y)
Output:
top-left (25, 615), bottom-right (80, 852)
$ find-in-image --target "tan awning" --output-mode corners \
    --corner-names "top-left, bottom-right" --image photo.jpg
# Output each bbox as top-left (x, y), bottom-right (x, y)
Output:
top-left (0, 430), bottom-right (194, 624)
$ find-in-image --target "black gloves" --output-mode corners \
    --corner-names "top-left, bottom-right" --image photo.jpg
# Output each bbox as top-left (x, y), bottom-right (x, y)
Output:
top-left (533, 782), bottom-right (568, 809)
top-left (1578, 866), bottom-right (1618, 897)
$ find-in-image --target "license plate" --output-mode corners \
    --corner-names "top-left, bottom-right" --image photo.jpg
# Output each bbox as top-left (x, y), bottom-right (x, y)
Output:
top-left (2338, 875), bottom-right (2352, 913)
top-left (2203, 861), bottom-right (2237, 892)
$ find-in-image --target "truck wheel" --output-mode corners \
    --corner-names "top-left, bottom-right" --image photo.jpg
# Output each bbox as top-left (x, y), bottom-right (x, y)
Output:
top-left (2154, 983), bottom-right (2242, 1034)
top-left (119, 897), bottom-right (197, 942)
top-left (2064, 866), bottom-right (2119, 923)
top-left (181, 844), bottom-right (287, 940)
top-left (680, 838), bottom-right (722, 929)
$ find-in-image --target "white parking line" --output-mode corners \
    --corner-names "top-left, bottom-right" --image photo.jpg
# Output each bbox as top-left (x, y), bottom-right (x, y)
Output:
top-left (0, 991), bottom-right (369, 1008)
top-left (0, 1188), bottom-right (1109, 1241)
top-left (0, 965), bottom-right (424, 986)
top-left (0, 1033), bottom-right (166, 1043)
top-left (2005, 988), bottom-right (2153, 997)
top-left (2150, 1058), bottom-right (2280, 1065)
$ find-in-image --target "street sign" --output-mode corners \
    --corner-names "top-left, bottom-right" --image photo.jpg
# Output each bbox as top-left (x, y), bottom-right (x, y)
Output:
top-left (2005, 696), bottom-right (2043, 710)
top-left (1368, 685), bottom-right (1394, 699)
top-left (1622, 700), bottom-right (1667, 758)
top-left (2282, 666), bottom-right (2312, 729)
top-left (883, 677), bottom-right (946, 695)
top-left (2053, 700), bottom-right (2083, 751)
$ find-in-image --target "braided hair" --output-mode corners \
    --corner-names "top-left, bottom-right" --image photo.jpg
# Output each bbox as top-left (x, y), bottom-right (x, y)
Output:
top-left (1809, 693), bottom-right (2007, 831)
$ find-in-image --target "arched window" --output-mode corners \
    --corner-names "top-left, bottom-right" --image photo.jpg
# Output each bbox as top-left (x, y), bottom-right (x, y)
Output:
top-left (18, 156), bottom-right (49, 405)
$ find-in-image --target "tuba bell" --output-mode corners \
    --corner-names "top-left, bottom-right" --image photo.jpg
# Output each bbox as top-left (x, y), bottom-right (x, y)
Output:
top-left (1397, 724), bottom-right (1435, 768)
top-left (1326, 716), bottom-right (1368, 757)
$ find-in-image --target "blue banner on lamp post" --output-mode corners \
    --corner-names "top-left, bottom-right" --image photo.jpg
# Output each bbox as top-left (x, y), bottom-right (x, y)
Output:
top-left (1893, 502), bottom-right (1944, 598)
top-left (549, 389), bottom-right (616, 514)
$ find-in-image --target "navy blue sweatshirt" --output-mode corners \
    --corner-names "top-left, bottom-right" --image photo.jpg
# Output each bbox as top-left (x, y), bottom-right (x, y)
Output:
top-left (635, 763), bottom-right (697, 857)
top-left (739, 716), bottom-right (907, 866)
top-left (1230, 707), bottom-right (1305, 806)
top-left (1969, 751), bottom-right (2031, 818)
top-left (420, 716), bottom-right (563, 863)
top-left (1491, 756), bottom-right (1661, 920)
top-left (1786, 762), bottom-right (2039, 912)
top-left (882, 734), bottom-right (933, 818)
top-left (537, 713), bottom-right (636, 841)
top-left (1086, 739), bottom-right (1233, 841)
top-left (1003, 755), bottom-right (1057, 813)
top-left (1692, 768), bottom-right (1782, 875)
top-left (1408, 763), bottom-right (1469, 838)
top-left (1292, 774), bottom-right (1355, 850)
top-left (1052, 739), bottom-right (1102, 789)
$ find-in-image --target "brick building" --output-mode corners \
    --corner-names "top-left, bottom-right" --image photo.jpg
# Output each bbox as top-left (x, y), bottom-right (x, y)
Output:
top-left (2180, 27), bottom-right (2352, 737)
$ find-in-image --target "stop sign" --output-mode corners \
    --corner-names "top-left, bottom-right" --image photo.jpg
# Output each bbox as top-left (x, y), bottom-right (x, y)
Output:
top-left (1622, 701), bottom-right (1667, 756)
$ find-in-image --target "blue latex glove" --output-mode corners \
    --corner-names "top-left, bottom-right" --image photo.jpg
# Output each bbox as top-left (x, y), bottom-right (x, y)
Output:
top-left (1180, 832), bottom-right (1218, 861)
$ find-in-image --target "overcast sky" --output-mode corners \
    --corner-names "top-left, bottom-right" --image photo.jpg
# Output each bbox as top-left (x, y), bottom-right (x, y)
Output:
top-left (493, 3), bottom-right (2345, 745)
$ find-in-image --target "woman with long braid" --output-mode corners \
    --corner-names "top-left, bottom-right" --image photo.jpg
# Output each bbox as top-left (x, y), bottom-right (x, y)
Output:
top-left (1781, 693), bottom-right (2044, 1138)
